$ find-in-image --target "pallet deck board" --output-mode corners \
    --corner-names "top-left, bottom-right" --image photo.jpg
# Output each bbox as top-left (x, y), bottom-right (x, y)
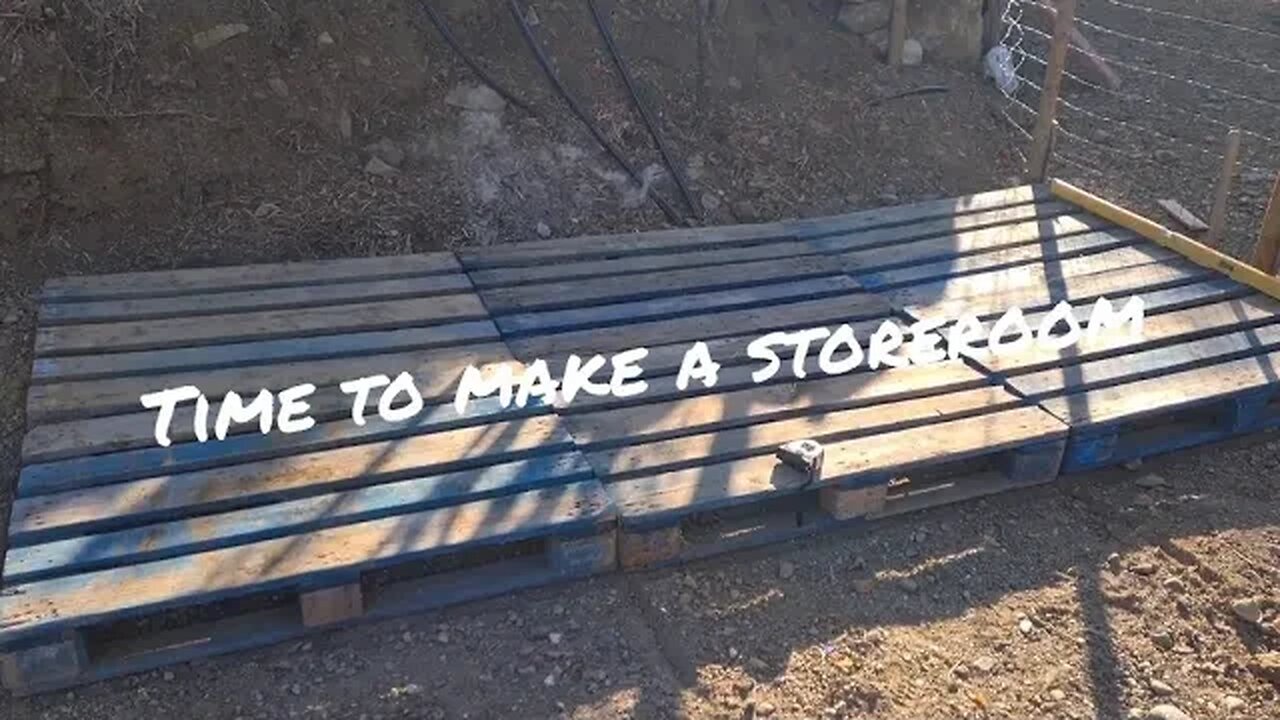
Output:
top-left (27, 343), bottom-right (518, 423)
top-left (40, 252), bottom-right (462, 301)
top-left (836, 212), bottom-right (1112, 273)
top-left (35, 294), bottom-right (491, 356)
top-left (9, 183), bottom-right (1280, 694)
top-left (38, 274), bottom-right (477, 325)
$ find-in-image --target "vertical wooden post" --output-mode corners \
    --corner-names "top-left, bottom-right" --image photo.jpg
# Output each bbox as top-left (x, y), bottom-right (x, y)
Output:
top-left (888, 0), bottom-right (908, 66)
top-left (1027, 0), bottom-right (1077, 182)
top-left (1252, 172), bottom-right (1280, 274)
top-left (1206, 129), bottom-right (1242, 248)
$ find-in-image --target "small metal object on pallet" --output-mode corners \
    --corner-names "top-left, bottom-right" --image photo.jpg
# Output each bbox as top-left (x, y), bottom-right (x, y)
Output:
top-left (776, 439), bottom-right (825, 484)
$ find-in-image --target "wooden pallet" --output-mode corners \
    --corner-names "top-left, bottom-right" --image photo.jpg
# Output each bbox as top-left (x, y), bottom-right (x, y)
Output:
top-left (2, 255), bottom-right (616, 695)
top-left (857, 202), bottom-right (1280, 472)
top-left (459, 193), bottom-right (1072, 568)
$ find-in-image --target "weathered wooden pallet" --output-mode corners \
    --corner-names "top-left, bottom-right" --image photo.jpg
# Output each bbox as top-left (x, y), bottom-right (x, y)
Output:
top-left (983, 292), bottom-right (1280, 472)
top-left (3, 254), bottom-right (616, 695)
top-left (870, 213), bottom-right (1280, 472)
top-left (459, 189), bottom-right (1073, 568)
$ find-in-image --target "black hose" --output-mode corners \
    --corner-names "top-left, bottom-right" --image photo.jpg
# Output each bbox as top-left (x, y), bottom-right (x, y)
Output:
top-left (585, 0), bottom-right (700, 218)
top-left (505, 0), bottom-right (683, 225)
top-left (419, 2), bottom-right (539, 117)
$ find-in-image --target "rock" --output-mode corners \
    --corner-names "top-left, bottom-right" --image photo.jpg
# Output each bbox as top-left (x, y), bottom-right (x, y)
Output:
top-left (1144, 704), bottom-right (1192, 720)
top-left (1162, 577), bottom-right (1186, 594)
top-left (445, 83), bottom-right (506, 113)
top-left (267, 77), bottom-right (289, 98)
top-left (837, 1), bottom-right (891, 35)
top-left (1149, 630), bottom-right (1175, 651)
top-left (1018, 618), bottom-right (1034, 635)
top-left (366, 138), bottom-right (405, 168)
top-left (1153, 149), bottom-right (1178, 164)
top-left (163, 671), bottom-right (175, 681)
top-left (1122, 458), bottom-right (1144, 470)
top-left (1231, 599), bottom-right (1262, 624)
top-left (1242, 169), bottom-right (1271, 184)
top-left (364, 157), bottom-right (399, 177)
top-left (192, 24), bottom-right (249, 51)
top-left (543, 673), bottom-right (555, 687)
top-left (1149, 678), bottom-right (1175, 696)
top-left (337, 107), bottom-right (353, 142)
top-left (317, 31), bottom-right (335, 47)
top-left (289, 683), bottom-right (302, 696)
top-left (755, 700), bottom-right (777, 717)
top-left (1049, 689), bottom-right (1066, 702)
top-left (1129, 562), bottom-right (1158, 576)
top-left (1247, 651), bottom-right (1280, 684)
top-left (972, 656), bottom-right (997, 674)
top-left (778, 561), bottom-right (795, 580)
top-left (902, 38), bottom-right (924, 66)
top-left (686, 154), bottom-right (706, 181)
top-left (1221, 696), bottom-right (1245, 713)
top-left (1135, 474), bottom-right (1168, 489)
top-left (548, 632), bottom-right (563, 645)
top-left (731, 200), bottom-right (761, 222)
top-left (877, 191), bottom-right (900, 206)
top-left (733, 677), bottom-right (754, 695)
top-left (535, 222), bottom-right (552, 238)
top-left (1106, 553), bottom-right (1123, 572)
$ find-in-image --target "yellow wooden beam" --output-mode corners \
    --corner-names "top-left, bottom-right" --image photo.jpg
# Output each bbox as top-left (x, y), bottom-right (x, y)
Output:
top-left (1049, 179), bottom-right (1280, 301)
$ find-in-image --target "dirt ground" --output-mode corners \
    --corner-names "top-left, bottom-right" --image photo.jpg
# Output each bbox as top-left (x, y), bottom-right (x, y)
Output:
top-left (1, 1), bottom-right (1278, 718)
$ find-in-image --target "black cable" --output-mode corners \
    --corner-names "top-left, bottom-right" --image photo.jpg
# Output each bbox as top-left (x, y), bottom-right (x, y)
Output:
top-left (419, 2), bottom-right (538, 117)
top-left (505, 0), bottom-right (683, 225)
top-left (585, 0), bottom-right (700, 218)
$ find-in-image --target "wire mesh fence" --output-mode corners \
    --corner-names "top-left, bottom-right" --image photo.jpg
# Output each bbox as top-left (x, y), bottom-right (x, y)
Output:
top-left (991, 0), bottom-right (1279, 263)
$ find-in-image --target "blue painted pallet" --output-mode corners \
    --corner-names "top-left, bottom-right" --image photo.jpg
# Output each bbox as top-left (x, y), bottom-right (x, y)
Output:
top-left (4, 253), bottom-right (618, 696)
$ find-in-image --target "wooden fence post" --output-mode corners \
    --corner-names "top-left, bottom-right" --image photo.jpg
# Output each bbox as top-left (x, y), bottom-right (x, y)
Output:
top-left (889, 0), bottom-right (908, 66)
top-left (1206, 129), bottom-right (1242, 248)
top-left (1252, 172), bottom-right (1280, 274)
top-left (1026, 0), bottom-right (1076, 182)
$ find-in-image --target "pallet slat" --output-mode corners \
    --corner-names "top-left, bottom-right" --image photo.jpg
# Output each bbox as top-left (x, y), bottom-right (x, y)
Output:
top-left (838, 212), bottom-right (1111, 273)
top-left (41, 253), bottom-right (461, 301)
top-left (39, 274), bottom-right (475, 325)
top-left (26, 343), bottom-right (518, 423)
top-left (36, 294), bottom-right (490, 356)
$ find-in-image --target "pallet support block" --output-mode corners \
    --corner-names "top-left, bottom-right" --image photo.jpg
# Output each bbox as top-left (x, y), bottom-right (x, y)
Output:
top-left (548, 528), bottom-right (618, 575)
top-left (819, 479), bottom-right (888, 521)
top-left (300, 581), bottom-right (365, 628)
top-left (1227, 386), bottom-right (1279, 433)
top-left (1, 631), bottom-right (88, 694)
top-left (997, 439), bottom-right (1068, 486)
top-left (617, 525), bottom-right (684, 570)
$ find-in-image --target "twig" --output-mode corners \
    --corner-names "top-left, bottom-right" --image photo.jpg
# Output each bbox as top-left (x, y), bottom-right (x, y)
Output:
top-left (54, 109), bottom-right (219, 122)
